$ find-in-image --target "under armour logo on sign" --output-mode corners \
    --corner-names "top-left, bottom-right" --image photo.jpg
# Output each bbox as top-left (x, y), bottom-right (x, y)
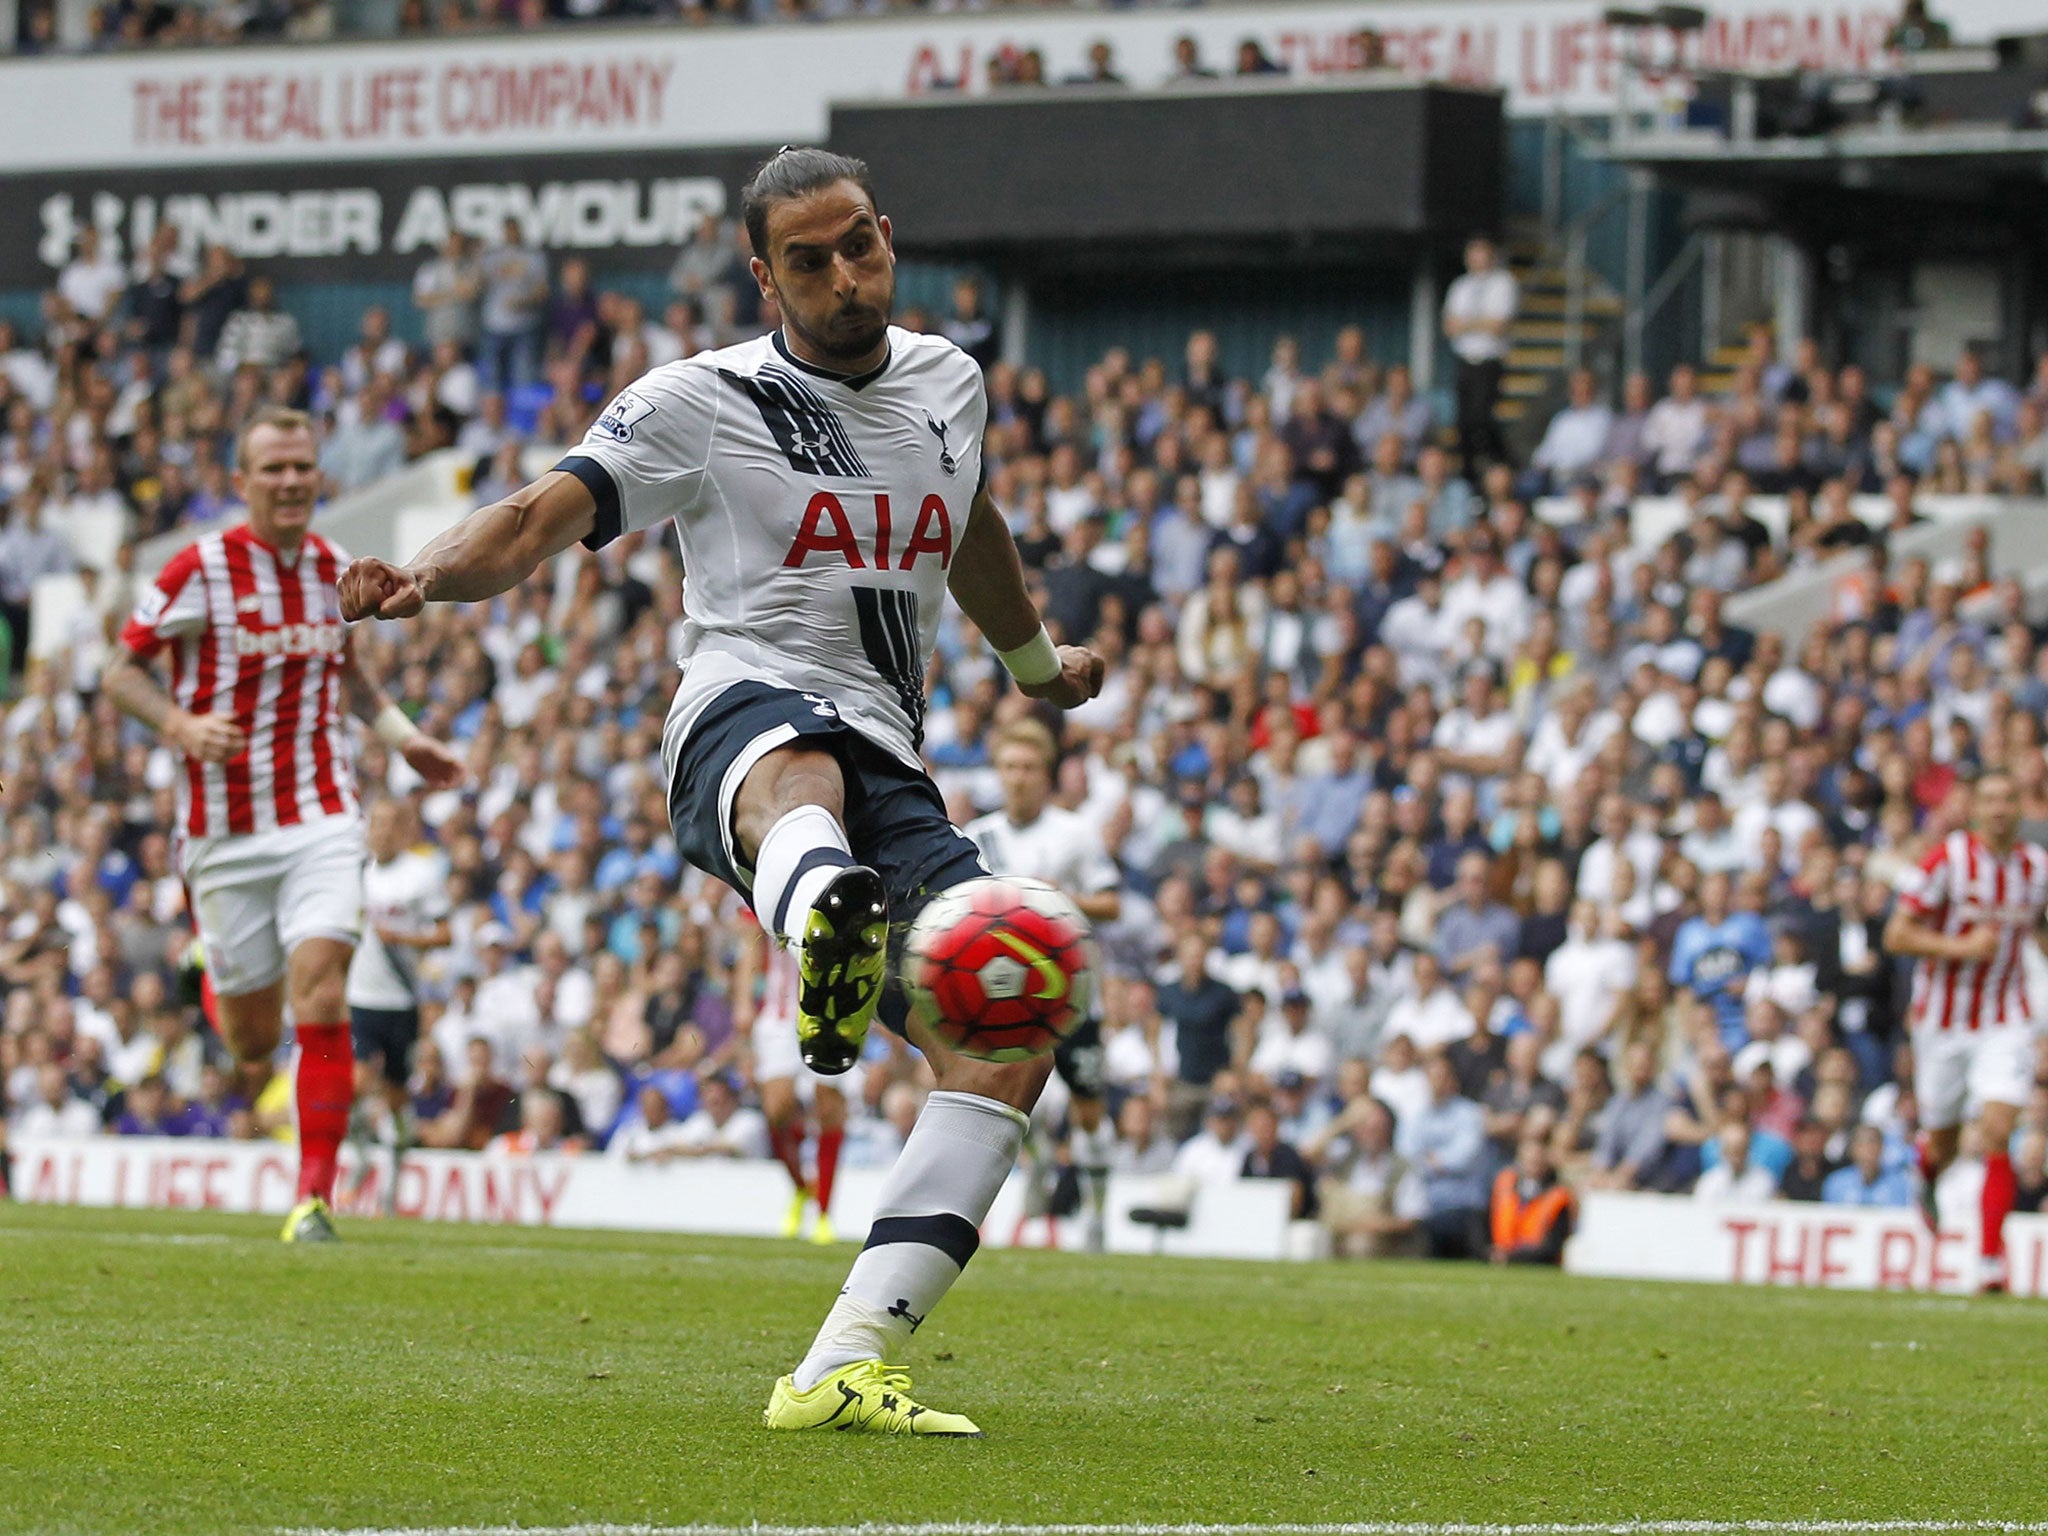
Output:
top-left (925, 413), bottom-right (958, 476)
top-left (596, 389), bottom-right (656, 443)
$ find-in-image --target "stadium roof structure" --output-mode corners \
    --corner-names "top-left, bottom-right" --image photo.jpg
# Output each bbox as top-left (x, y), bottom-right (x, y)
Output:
top-left (1595, 45), bottom-right (2048, 226)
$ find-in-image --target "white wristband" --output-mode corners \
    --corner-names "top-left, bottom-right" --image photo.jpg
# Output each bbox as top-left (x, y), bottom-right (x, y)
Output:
top-left (374, 703), bottom-right (420, 751)
top-left (996, 626), bottom-right (1060, 687)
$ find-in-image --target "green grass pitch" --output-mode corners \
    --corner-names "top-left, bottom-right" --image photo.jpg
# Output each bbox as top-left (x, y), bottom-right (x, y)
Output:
top-left (1, 1203), bottom-right (2043, 1536)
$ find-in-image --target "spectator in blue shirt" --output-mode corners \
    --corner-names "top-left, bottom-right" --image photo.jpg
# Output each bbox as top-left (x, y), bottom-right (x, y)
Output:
top-left (1696, 1085), bottom-right (1796, 1182)
top-left (1435, 850), bottom-right (1521, 983)
top-left (1668, 870), bottom-right (1773, 1048)
top-left (1287, 731), bottom-right (1372, 858)
top-left (594, 817), bottom-right (680, 893)
top-left (1589, 1040), bottom-right (1671, 1190)
top-left (1822, 1125), bottom-right (1915, 1208)
top-left (1397, 1050), bottom-right (1492, 1258)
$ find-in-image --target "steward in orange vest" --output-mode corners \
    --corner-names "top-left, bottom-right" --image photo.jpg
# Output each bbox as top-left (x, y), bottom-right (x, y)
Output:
top-left (1489, 1134), bottom-right (1574, 1265)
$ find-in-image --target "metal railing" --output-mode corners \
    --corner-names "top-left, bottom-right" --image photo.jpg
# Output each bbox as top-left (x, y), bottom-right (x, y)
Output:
top-left (1624, 228), bottom-right (1704, 381)
top-left (1561, 181), bottom-right (1631, 373)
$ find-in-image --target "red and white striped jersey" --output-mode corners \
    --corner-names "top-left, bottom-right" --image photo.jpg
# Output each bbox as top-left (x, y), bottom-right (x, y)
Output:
top-left (1898, 829), bottom-right (2048, 1032)
top-left (120, 524), bottom-right (358, 841)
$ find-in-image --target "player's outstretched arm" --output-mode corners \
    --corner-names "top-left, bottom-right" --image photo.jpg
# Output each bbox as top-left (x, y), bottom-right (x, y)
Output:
top-left (948, 487), bottom-right (1104, 710)
top-left (339, 470), bottom-right (598, 620)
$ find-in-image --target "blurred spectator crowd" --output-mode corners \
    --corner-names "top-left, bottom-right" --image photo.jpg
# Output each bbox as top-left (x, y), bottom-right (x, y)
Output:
top-left (7, 198), bottom-right (2048, 1260)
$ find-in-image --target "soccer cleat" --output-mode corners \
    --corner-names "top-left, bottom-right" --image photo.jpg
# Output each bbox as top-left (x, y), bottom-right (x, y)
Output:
top-left (781, 1187), bottom-right (810, 1239)
top-left (281, 1196), bottom-right (339, 1243)
top-left (763, 1361), bottom-right (981, 1436)
top-left (794, 865), bottom-right (888, 1076)
top-left (810, 1211), bottom-right (838, 1245)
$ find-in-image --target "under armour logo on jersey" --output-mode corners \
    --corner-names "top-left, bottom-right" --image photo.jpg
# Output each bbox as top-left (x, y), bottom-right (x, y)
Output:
top-left (722, 366), bottom-right (871, 478)
top-left (925, 413), bottom-right (958, 476)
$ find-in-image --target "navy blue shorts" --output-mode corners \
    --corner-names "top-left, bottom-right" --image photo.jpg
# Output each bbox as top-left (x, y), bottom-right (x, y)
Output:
top-left (667, 680), bottom-right (988, 1035)
top-left (350, 1005), bottom-right (419, 1088)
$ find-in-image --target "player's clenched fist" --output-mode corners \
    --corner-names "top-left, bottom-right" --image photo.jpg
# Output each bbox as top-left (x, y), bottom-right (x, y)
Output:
top-left (1018, 644), bottom-right (1107, 711)
top-left (339, 557), bottom-right (426, 621)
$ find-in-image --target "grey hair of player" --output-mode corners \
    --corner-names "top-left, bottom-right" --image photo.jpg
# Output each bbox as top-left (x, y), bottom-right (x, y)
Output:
top-left (741, 147), bottom-right (879, 265)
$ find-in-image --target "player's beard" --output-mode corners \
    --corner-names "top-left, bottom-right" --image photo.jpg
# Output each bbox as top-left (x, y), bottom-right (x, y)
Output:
top-left (790, 286), bottom-right (892, 367)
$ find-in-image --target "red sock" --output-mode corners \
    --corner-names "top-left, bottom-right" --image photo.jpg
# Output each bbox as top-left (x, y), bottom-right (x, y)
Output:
top-left (769, 1120), bottom-right (807, 1193)
top-left (815, 1126), bottom-right (844, 1215)
top-left (1981, 1149), bottom-right (2017, 1261)
top-left (293, 1023), bottom-right (353, 1204)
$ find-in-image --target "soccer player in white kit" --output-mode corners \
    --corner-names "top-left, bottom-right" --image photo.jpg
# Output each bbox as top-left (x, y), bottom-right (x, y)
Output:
top-left (966, 718), bottom-right (1122, 1248)
top-left (346, 796), bottom-right (452, 1186)
top-left (1884, 768), bottom-right (2048, 1289)
top-left (340, 149), bottom-right (1104, 1434)
top-left (743, 921), bottom-right (861, 1244)
top-left (102, 409), bottom-right (464, 1242)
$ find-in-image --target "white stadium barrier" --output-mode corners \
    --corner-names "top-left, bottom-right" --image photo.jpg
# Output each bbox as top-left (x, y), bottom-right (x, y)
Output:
top-left (1566, 1189), bottom-right (2048, 1296)
top-left (7, 1133), bottom-right (1297, 1261)
top-left (23, 1136), bottom-right (2048, 1291)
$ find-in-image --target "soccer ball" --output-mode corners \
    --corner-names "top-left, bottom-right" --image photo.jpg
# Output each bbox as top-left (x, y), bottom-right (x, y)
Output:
top-left (901, 876), bottom-right (1096, 1062)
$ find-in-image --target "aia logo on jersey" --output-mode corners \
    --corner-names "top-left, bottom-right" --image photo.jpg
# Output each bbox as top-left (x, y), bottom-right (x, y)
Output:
top-left (234, 621), bottom-right (344, 658)
top-left (925, 413), bottom-right (958, 476)
top-left (596, 389), bottom-right (656, 444)
top-left (783, 491), bottom-right (953, 571)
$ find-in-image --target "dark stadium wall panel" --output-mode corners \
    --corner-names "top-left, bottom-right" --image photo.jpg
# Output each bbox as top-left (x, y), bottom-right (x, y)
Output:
top-left (0, 148), bottom-right (778, 289)
top-left (829, 83), bottom-right (1503, 260)
top-left (1025, 267), bottom-right (1412, 396)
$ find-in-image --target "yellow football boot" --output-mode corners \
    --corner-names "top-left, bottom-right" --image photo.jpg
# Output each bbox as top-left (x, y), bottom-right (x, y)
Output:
top-left (764, 1361), bottom-right (980, 1436)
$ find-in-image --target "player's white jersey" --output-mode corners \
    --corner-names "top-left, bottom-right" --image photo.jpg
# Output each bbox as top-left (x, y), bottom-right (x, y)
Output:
top-left (345, 847), bottom-right (450, 1011)
top-left (965, 805), bottom-right (1120, 902)
top-left (559, 327), bottom-right (988, 771)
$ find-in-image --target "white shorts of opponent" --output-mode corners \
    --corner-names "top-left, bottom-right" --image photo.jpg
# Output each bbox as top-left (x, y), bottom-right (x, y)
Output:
top-left (749, 1012), bottom-right (867, 1104)
top-left (181, 816), bottom-right (366, 996)
top-left (1913, 1023), bottom-right (2036, 1132)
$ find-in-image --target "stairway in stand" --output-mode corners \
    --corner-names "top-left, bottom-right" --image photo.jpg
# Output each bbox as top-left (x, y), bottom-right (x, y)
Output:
top-left (1493, 218), bottom-right (1625, 458)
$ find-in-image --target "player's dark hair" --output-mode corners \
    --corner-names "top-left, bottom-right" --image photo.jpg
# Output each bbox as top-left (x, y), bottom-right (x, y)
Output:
top-left (741, 147), bottom-right (877, 263)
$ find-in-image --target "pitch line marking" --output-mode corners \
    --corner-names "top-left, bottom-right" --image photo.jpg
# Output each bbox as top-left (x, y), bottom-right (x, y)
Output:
top-left (278, 1520), bottom-right (2048, 1536)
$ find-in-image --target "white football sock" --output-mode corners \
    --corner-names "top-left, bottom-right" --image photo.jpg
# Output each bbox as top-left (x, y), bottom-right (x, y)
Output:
top-left (751, 804), bottom-right (853, 948)
top-left (1070, 1117), bottom-right (1114, 1172)
top-left (793, 1090), bottom-right (1027, 1391)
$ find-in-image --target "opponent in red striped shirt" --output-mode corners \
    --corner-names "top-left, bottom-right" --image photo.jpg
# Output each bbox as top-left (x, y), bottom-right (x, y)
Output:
top-left (1884, 768), bottom-right (2048, 1288)
top-left (102, 408), bottom-right (464, 1242)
